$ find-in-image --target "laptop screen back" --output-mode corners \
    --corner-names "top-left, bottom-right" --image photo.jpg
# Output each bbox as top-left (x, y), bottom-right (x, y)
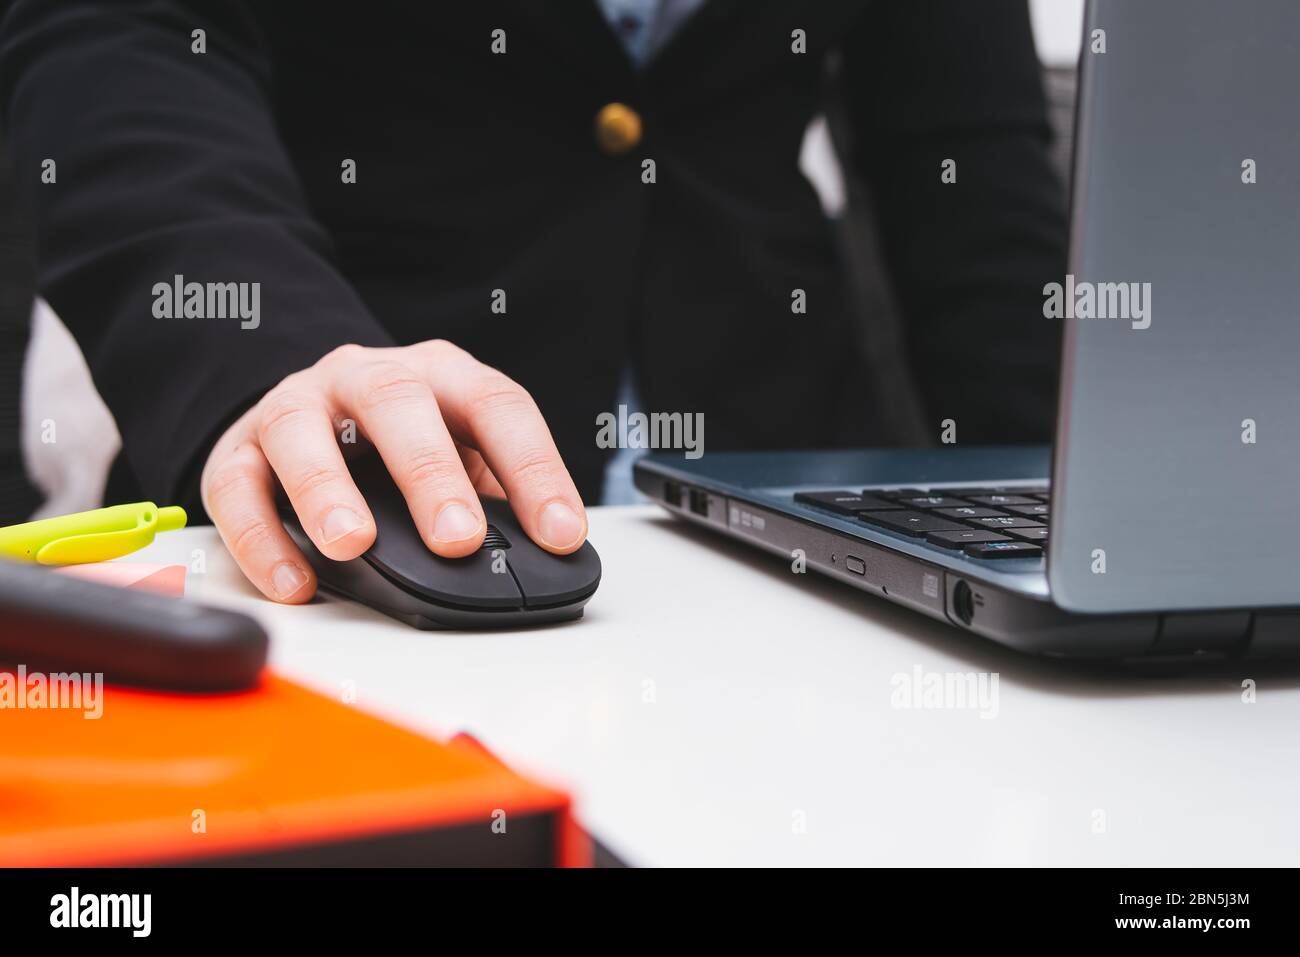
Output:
top-left (1050, 0), bottom-right (1300, 613)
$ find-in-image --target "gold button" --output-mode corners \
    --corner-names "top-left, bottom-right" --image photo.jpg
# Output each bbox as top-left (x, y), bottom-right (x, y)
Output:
top-left (594, 102), bottom-right (642, 156)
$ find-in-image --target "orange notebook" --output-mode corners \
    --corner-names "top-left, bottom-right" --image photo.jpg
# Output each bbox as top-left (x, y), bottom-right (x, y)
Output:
top-left (0, 673), bottom-right (589, 867)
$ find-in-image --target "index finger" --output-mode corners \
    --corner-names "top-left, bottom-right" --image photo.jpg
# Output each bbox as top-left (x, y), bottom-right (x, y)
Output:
top-left (413, 341), bottom-right (587, 554)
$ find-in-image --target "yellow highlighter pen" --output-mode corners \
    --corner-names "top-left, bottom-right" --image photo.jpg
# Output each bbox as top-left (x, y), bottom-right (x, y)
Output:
top-left (0, 503), bottom-right (187, 565)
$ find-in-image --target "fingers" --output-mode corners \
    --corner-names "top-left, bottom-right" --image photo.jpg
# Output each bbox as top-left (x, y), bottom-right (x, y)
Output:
top-left (210, 338), bottom-right (585, 607)
top-left (415, 341), bottom-right (587, 554)
top-left (254, 382), bottom-right (376, 562)
top-left (459, 445), bottom-right (508, 498)
top-left (202, 440), bottom-right (317, 604)
top-left (330, 356), bottom-right (486, 558)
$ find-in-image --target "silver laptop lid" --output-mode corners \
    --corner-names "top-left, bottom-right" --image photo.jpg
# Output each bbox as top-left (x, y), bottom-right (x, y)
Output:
top-left (1050, 0), bottom-right (1300, 613)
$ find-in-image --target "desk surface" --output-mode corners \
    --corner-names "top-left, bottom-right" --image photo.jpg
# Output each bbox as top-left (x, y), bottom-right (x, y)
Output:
top-left (135, 506), bottom-right (1300, 867)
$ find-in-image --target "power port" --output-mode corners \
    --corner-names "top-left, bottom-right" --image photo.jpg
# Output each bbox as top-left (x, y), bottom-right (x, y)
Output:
top-left (953, 580), bottom-right (975, 626)
top-left (664, 481), bottom-right (682, 507)
top-left (688, 489), bottom-right (710, 517)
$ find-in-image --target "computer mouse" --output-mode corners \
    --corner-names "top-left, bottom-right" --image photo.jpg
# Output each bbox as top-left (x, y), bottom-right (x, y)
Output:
top-left (279, 453), bottom-right (600, 629)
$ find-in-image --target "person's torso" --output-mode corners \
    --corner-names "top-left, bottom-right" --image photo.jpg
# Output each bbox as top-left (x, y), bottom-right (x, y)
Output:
top-left (256, 0), bottom-right (878, 494)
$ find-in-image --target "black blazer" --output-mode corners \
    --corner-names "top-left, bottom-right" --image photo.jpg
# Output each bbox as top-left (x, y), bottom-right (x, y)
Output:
top-left (0, 0), bottom-right (1065, 509)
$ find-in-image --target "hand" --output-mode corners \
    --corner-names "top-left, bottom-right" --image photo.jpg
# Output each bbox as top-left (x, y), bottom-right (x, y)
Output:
top-left (200, 340), bottom-right (587, 603)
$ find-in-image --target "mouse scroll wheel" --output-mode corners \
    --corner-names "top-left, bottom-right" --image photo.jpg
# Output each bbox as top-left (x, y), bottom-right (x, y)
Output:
top-left (481, 524), bottom-right (511, 550)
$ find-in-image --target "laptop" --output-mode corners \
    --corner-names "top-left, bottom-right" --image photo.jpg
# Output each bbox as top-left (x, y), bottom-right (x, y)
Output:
top-left (633, 0), bottom-right (1300, 662)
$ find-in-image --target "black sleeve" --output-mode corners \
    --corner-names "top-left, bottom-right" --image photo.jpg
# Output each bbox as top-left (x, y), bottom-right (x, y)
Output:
top-left (0, 0), bottom-right (394, 507)
top-left (840, 0), bottom-right (1067, 442)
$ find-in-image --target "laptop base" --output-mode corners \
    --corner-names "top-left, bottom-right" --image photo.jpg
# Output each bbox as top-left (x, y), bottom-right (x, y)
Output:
top-left (634, 449), bottom-right (1300, 663)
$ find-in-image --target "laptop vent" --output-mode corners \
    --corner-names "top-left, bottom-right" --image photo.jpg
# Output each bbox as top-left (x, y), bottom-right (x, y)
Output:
top-left (481, 524), bottom-right (511, 550)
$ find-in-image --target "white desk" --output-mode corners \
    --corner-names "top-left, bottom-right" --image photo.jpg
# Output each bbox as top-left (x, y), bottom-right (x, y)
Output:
top-left (135, 507), bottom-right (1300, 867)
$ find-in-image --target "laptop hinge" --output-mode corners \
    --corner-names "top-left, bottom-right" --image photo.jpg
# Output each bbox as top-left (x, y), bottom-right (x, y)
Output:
top-left (1152, 612), bottom-right (1251, 657)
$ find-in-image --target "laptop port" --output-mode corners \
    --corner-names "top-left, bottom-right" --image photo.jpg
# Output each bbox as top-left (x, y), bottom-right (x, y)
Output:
top-left (664, 481), bottom-right (682, 507)
top-left (688, 489), bottom-right (710, 517)
top-left (953, 580), bottom-right (975, 626)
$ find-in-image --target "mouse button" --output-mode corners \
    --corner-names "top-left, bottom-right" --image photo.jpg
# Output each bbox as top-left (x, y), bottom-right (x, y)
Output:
top-left (475, 497), bottom-right (601, 607)
top-left (346, 456), bottom-right (521, 608)
top-left (365, 539), bottom-right (523, 608)
top-left (505, 541), bottom-right (602, 607)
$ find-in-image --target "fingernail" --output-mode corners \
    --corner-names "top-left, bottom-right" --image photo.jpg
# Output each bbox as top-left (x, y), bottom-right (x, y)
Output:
top-left (271, 562), bottom-right (309, 600)
top-left (320, 506), bottom-right (365, 544)
top-left (538, 500), bottom-right (584, 550)
top-left (433, 502), bottom-right (481, 543)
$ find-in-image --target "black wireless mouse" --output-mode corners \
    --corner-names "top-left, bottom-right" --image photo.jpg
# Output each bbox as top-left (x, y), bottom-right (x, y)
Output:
top-left (280, 453), bottom-right (600, 629)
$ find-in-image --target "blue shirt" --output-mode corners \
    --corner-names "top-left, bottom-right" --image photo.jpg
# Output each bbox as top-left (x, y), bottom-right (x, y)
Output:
top-left (596, 0), bottom-right (706, 67)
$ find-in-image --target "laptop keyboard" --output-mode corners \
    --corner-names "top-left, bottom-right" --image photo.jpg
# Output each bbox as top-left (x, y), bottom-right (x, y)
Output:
top-left (793, 486), bottom-right (1050, 560)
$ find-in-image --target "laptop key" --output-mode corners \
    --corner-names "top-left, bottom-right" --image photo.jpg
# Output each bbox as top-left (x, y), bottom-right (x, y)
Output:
top-left (966, 494), bottom-right (1040, 506)
top-left (963, 541), bottom-right (1043, 559)
top-left (858, 511), bottom-right (972, 537)
top-left (897, 495), bottom-right (972, 509)
top-left (856, 494), bottom-right (907, 511)
top-left (1005, 526), bottom-right (1049, 541)
top-left (869, 488), bottom-right (928, 500)
top-left (925, 530), bottom-right (1014, 549)
top-left (1005, 503), bottom-right (1049, 517)
top-left (794, 491), bottom-right (902, 515)
top-left (934, 506), bottom-right (1008, 519)
top-left (972, 516), bottom-right (1047, 529)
